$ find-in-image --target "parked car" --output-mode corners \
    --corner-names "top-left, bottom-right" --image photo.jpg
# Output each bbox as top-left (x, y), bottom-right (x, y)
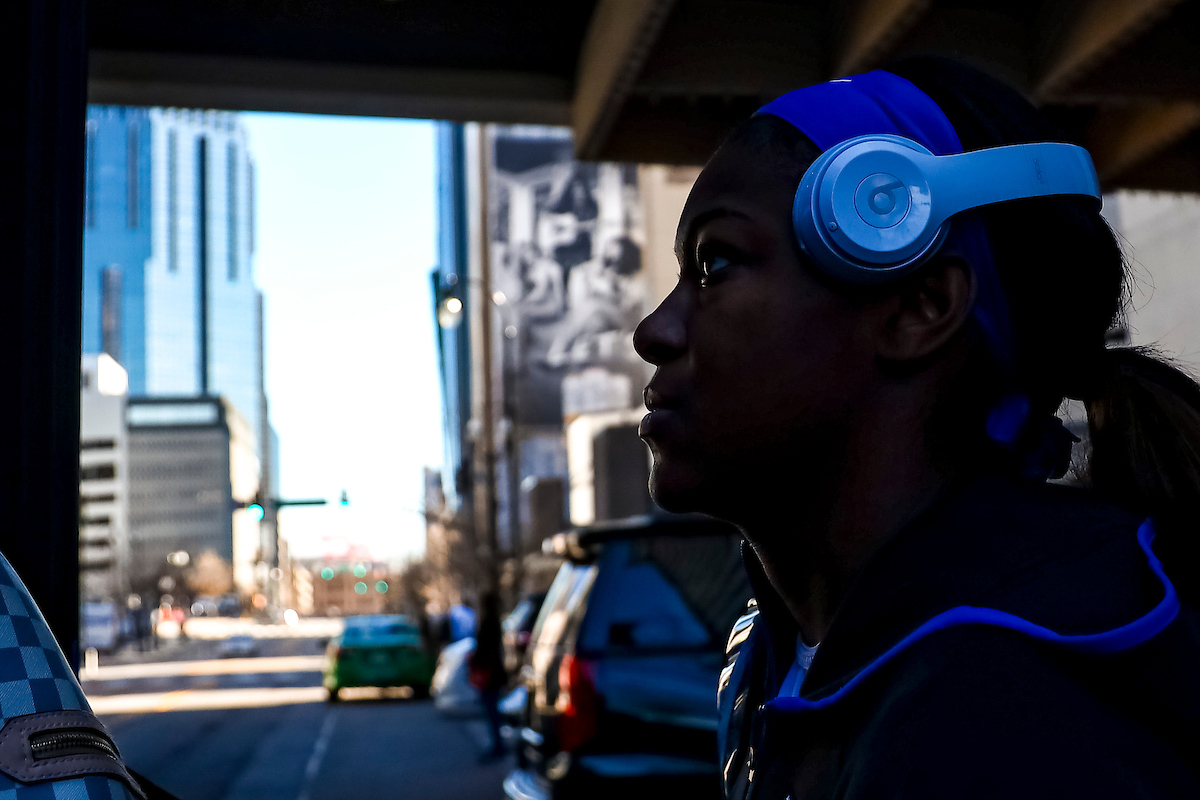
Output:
top-left (324, 615), bottom-right (435, 701)
top-left (431, 636), bottom-right (480, 715)
top-left (504, 514), bottom-right (750, 800)
top-left (218, 634), bottom-right (258, 658)
top-left (217, 594), bottom-right (242, 617)
top-left (503, 592), bottom-right (547, 673)
top-left (191, 595), bottom-right (219, 617)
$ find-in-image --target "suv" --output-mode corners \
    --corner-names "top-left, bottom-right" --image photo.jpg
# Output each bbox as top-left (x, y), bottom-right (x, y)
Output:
top-left (504, 514), bottom-right (750, 800)
top-left (504, 591), bottom-right (548, 673)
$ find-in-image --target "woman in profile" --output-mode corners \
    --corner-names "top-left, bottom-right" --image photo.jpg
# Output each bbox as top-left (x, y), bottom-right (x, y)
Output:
top-left (634, 57), bottom-right (1200, 799)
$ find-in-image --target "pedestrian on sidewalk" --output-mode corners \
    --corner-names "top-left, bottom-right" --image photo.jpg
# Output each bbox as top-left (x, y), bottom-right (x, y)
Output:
top-left (469, 592), bottom-right (508, 759)
top-left (635, 55), bottom-right (1200, 800)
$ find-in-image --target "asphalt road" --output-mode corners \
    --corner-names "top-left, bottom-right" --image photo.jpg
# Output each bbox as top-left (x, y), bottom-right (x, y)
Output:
top-left (89, 634), bottom-right (511, 800)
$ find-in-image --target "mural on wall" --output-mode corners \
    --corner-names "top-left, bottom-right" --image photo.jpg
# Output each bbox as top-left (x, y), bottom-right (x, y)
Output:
top-left (488, 127), bottom-right (649, 427)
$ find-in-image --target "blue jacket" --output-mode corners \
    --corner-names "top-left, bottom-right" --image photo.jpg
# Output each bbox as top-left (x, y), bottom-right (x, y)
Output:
top-left (718, 478), bottom-right (1200, 799)
top-left (0, 553), bottom-right (143, 799)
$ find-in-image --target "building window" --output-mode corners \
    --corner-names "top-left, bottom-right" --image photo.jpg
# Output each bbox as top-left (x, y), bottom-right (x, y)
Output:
top-left (81, 493), bottom-right (116, 504)
top-left (80, 464), bottom-right (117, 481)
top-left (84, 120), bottom-right (97, 228)
top-left (227, 142), bottom-right (238, 280)
top-left (80, 438), bottom-right (117, 451)
top-left (126, 121), bottom-right (139, 229)
top-left (197, 136), bottom-right (210, 393)
top-left (248, 160), bottom-right (256, 255)
top-left (101, 265), bottom-right (122, 362)
top-left (168, 129), bottom-right (178, 272)
top-left (81, 516), bottom-right (112, 527)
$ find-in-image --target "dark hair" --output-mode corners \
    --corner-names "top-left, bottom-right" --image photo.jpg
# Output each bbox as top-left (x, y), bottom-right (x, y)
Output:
top-left (727, 56), bottom-right (1200, 600)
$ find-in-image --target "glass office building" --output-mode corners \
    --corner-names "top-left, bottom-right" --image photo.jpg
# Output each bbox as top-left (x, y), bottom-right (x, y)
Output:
top-left (83, 106), bottom-right (263, 451)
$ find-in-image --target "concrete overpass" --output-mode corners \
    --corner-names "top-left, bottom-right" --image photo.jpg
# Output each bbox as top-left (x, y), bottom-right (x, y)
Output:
top-left (4, 0), bottom-right (1200, 657)
top-left (88, 0), bottom-right (1200, 189)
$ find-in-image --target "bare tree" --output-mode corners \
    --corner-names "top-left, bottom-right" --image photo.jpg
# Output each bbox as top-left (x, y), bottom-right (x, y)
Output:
top-left (185, 551), bottom-right (233, 597)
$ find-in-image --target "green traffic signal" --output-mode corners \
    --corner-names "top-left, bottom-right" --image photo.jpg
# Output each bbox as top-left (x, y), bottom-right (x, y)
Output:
top-left (246, 503), bottom-right (265, 521)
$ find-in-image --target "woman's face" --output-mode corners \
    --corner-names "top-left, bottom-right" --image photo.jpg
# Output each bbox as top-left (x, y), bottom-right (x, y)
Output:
top-left (634, 136), bottom-right (885, 522)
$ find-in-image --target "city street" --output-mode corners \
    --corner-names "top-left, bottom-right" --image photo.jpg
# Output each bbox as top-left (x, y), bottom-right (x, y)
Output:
top-left (87, 634), bottom-right (510, 800)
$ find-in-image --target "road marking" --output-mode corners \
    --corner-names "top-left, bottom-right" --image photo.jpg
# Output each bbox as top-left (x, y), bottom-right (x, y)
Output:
top-left (84, 655), bottom-right (327, 681)
top-left (88, 686), bottom-right (327, 714)
top-left (296, 708), bottom-right (338, 800)
top-left (163, 617), bottom-right (344, 641)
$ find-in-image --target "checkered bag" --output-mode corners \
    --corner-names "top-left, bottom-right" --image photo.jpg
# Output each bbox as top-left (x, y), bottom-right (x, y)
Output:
top-left (0, 554), bottom-right (142, 800)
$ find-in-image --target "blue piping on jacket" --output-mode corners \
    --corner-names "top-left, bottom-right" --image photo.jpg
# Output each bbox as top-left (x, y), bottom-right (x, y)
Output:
top-left (768, 520), bottom-right (1179, 713)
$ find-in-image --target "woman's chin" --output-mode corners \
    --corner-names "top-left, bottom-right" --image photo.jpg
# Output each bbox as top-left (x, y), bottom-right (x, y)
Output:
top-left (648, 460), bottom-right (714, 514)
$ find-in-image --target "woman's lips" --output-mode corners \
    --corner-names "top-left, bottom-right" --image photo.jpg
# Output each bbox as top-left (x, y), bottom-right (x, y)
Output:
top-left (642, 381), bottom-right (685, 441)
top-left (639, 407), bottom-right (677, 440)
top-left (643, 384), bottom-right (681, 412)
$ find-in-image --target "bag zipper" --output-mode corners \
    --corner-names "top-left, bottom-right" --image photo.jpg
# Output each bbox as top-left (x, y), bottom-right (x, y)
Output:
top-left (30, 728), bottom-right (119, 760)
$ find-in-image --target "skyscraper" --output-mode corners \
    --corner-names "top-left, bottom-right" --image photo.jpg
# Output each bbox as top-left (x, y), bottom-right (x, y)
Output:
top-left (83, 106), bottom-right (263, 450)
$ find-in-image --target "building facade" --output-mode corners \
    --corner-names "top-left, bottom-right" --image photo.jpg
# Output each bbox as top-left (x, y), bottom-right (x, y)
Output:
top-left (79, 354), bottom-right (131, 604)
top-left (83, 105), bottom-right (268, 461)
top-left (305, 558), bottom-right (393, 617)
top-left (432, 124), bottom-right (683, 590)
top-left (433, 122), bottom-right (474, 515)
top-left (126, 397), bottom-right (260, 600)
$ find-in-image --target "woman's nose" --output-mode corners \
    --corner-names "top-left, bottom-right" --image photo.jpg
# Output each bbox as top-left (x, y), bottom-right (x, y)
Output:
top-left (634, 286), bottom-right (688, 366)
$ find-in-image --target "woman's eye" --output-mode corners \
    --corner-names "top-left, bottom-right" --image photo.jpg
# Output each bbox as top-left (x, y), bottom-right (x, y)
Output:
top-left (701, 254), bottom-right (733, 277)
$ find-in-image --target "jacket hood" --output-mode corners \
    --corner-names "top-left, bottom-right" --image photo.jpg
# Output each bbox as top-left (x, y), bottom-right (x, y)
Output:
top-left (744, 478), bottom-right (1179, 712)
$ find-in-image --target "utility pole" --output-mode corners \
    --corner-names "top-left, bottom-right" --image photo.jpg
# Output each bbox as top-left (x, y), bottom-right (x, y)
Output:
top-left (476, 124), bottom-right (500, 598)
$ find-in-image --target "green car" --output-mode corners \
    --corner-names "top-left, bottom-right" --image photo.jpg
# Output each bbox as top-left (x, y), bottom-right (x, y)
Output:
top-left (324, 615), bottom-right (436, 701)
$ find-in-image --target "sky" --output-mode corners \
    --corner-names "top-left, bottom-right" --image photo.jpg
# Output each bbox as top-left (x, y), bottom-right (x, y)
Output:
top-left (241, 113), bottom-right (443, 564)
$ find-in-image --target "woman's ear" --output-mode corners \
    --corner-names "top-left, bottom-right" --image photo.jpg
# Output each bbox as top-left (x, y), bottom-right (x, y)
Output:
top-left (876, 257), bottom-right (975, 364)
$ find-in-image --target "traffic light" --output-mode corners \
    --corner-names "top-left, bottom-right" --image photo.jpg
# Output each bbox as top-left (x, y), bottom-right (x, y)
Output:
top-left (246, 503), bottom-right (265, 522)
top-left (340, 490), bottom-right (349, 506)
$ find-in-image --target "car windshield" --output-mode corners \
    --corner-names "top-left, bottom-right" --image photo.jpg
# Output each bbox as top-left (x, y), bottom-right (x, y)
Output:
top-left (502, 600), bottom-right (532, 633)
top-left (577, 533), bottom-right (750, 654)
top-left (341, 617), bottom-right (419, 645)
top-left (529, 563), bottom-right (598, 649)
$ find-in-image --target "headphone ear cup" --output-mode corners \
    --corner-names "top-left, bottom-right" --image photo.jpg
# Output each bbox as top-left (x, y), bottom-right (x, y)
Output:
top-left (793, 135), bottom-right (947, 285)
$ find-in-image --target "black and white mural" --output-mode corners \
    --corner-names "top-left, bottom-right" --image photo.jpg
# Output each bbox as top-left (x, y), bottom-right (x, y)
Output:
top-left (488, 127), bottom-right (649, 427)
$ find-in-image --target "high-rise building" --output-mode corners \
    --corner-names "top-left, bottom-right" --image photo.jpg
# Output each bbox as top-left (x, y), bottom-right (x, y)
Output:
top-left (82, 106), bottom-right (263, 451)
top-left (79, 354), bottom-right (131, 604)
top-left (433, 122), bottom-right (474, 515)
top-left (126, 397), bottom-right (260, 598)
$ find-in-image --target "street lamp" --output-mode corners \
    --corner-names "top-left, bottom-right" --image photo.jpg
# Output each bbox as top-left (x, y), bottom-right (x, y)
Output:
top-left (434, 268), bottom-right (525, 599)
top-left (437, 296), bottom-right (464, 329)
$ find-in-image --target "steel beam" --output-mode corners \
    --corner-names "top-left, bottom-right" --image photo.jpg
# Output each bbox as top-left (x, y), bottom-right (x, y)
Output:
top-left (0, 0), bottom-right (88, 665)
top-left (573, 0), bottom-right (677, 160)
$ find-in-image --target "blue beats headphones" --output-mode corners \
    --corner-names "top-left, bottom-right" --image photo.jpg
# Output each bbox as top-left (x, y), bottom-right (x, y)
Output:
top-left (758, 70), bottom-right (1099, 477)
top-left (793, 134), bottom-right (1100, 285)
top-left (758, 72), bottom-right (1102, 286)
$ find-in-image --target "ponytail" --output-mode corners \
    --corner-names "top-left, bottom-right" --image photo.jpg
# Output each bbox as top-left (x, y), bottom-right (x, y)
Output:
top-left (886, 57), bottom-right (1200, 599)
top-left (1086, 347), bottom-right (1200, 601)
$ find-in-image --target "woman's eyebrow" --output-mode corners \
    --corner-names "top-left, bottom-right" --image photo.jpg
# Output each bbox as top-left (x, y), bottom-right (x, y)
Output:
top-left (674, 207), bottom-right (754, 262)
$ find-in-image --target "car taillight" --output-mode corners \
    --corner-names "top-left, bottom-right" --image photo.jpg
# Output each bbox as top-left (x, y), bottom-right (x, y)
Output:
top-left (555, 654), bottom-right (597, 752)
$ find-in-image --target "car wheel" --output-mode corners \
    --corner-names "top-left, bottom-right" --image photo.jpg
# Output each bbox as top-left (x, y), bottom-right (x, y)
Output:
top-left (411, 684), bottom-right (430, 699)
top-left (327, 688), bottom-right (341, 703)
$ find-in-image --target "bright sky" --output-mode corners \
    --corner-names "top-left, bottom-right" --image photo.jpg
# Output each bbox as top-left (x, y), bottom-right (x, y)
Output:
top-left (242, 113), bottom-right (442, 564)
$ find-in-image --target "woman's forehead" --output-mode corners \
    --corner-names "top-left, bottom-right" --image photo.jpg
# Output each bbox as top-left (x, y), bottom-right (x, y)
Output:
top-left (675, 141), bottom-right (799, 250)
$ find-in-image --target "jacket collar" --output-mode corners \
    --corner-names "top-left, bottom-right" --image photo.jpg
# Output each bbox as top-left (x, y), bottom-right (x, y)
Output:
top-left (743, 478), bottom-right (1153, 704)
